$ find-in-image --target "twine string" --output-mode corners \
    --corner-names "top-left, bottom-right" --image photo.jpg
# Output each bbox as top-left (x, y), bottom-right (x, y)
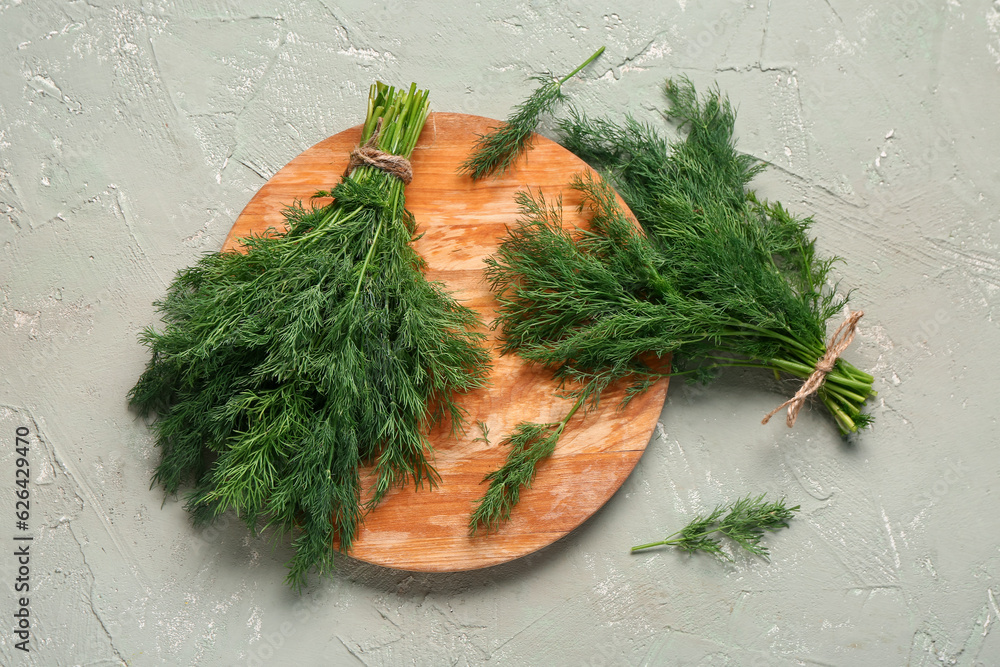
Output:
top-left (344, 118), bottom-right (413, 184)
top-left (761, 310), bottom-right (865, 427)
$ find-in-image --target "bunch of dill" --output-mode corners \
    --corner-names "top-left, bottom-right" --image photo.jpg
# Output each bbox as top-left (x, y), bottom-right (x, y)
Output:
top-left (468, 77), bottom-right (875, 533)
top-left (129, 82), bottom-right (491, 589)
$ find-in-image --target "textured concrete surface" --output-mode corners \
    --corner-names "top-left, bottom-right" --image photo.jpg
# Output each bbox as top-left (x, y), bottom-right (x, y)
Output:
top-left (1, 1), bottom-right (999, 665)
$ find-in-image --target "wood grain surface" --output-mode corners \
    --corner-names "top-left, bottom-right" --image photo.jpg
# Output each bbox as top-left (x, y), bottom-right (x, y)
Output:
top-left (224, 112), bottom-right (669, 572)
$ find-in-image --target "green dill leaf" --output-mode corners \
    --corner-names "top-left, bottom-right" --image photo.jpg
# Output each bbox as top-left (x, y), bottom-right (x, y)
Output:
top-left (472, 420), bottom-right (491, 445)
top-left (468, 388), bottom-right (591, 534)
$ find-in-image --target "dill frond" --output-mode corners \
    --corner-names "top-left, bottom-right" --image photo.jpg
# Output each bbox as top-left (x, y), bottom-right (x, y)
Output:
top-left (469, 387), bottom-right (593, 534)
top-left (631, 494), bottom-right (800, 560)
top-left (468, 421), bottom-right (560, 535)
top-left (460, 47), bottom-right (604, 180)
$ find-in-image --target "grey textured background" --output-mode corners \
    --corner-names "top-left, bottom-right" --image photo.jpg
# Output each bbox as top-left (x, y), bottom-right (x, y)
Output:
top-left (2, 1), bottom-right (999, 665)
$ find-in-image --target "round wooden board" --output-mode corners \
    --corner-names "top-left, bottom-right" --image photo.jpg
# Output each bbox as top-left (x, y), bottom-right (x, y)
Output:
top-left (224, 112), bottom-right (669, 572)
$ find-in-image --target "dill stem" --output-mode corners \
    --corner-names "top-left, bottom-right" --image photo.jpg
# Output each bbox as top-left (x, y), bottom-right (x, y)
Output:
top-left (631, 527), bottom-right (738, 560)
top-left (823, 383), bottom-right (868, 405)
top-left (351, 213), bottom-right (384, 304)
top-left (765, 358), bottom-right (872, 395)
top-left (347, 169), bottom-right (406, 308)
top-left (838, 360), bottom-right (874, 384)
top-left (822, 372), bottom-right (874, 395)
top-left (704, 356), bottom-right (871, 400)
top-left (554, 391), bottom-right (588, 435)
top-left (557, 46), bottom-right (606, 86)
top-left (631, 529), bottom-right (689, 552)
top-left (725, 322), bottom-right (821, 359)
top-left (823, 386), bottom-right (860, 416)
top-left (822, 396), bottom-right (857, 433)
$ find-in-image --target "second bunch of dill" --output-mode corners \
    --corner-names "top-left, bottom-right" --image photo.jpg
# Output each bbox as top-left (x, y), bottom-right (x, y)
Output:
top-left (468, 77), bottom-right (876, 533)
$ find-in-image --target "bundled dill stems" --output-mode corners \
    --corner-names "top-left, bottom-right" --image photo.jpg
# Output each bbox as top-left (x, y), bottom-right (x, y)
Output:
top-left (467, 77), bottom-right (875, 532)
top-left (129, 82), bottom-right (491, 589)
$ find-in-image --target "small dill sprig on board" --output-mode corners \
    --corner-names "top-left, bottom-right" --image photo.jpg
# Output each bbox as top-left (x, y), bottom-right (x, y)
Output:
top-left (468, 390), bottom-right (589, 535)
top-left (129, 82), bottom-right (491, 590)
top-left (472, 420), bottom-right (491, 445)
top-left (460, 46), bottom-right (604, 180)
top-left (631, 495), bottom-right (800, 560)
top-left (469, 421), bottom-right (560, 534)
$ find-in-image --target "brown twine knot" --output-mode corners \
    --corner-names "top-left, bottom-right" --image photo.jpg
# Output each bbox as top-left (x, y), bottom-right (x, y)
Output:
top-left (761, 310), bottom-right (865, 427)
top-left (344, 119), bottom-right (413, 184)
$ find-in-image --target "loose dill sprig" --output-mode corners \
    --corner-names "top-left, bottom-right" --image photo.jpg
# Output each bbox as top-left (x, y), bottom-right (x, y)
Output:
top-left (469, 392), bottom-right (586, 534)
top-left (472, 420), bottom-right (491, 445)
top-left (469, 422), bottom-right (559, 534)
top-left (460, 46), bottom-right (605, 180)
top-left (129, 82), bottom-right (491, 591)
top-left (631, 494), bottom-right (800, 560)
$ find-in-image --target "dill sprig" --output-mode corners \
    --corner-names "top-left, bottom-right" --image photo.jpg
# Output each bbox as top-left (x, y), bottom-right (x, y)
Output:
top-left (472, 77), bottom-right (875, 532)
top-left (460, 46), bottom-right (604, 180)
top-left (631, 494), bottom-right (800, 560)
top-left (468, 391), bottom-right (587, 534)
top-left (129, 82), bottom-right (491, 590)
top-left (472, 420), bottom-right (491, 445)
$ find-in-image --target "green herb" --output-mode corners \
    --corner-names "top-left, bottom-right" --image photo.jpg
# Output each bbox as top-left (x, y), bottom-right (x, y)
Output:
top-left (471, 77), bottom-right (875, 531)
top-left (472, 420), bottom-right (491, 445)
top-left (468, 390), bottom-right (588, 535)
top-left (128, 82), bottom-right (491, 590)
top-left (460, 46), bottom-right (605, 180)
top-left (631, 494), bottom-right (800, 560)
top-left (555, 77), bottom-right (875, 431)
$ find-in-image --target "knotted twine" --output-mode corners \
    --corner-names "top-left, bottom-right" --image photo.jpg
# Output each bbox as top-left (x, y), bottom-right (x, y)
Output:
top-left (344, 119), bottom-right (413, 184)
top-left (761, 310), bottom-right (865, 427)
